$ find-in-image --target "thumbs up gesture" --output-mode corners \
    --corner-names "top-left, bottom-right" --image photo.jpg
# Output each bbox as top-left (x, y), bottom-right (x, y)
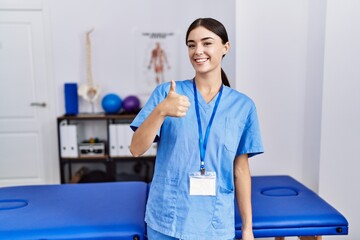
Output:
top-left (158, 80), bottom-right (190, 117)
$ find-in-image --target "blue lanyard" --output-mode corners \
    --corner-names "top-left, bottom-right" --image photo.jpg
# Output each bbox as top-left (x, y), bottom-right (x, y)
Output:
top-left (193, 80), bottom-right (223, 174)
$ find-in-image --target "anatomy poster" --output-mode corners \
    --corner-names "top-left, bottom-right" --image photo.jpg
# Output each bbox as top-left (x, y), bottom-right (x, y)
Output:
top-left (134, 30), bottom-right (179, 96)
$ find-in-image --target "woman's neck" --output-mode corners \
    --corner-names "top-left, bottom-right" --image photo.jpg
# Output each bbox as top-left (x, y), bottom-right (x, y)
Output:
top-left (194, 75), bottom-right (223, 103)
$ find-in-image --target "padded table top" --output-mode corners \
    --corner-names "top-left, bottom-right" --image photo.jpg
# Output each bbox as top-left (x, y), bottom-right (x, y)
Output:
top-left (235, 175), bottom-right (348, 238)
top-left (0, 181), bottom-right (147, 240)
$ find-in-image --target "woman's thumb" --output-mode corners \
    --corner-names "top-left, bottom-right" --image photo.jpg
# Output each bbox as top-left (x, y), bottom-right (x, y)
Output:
top-left (169, 80), bottom-right (176, 93)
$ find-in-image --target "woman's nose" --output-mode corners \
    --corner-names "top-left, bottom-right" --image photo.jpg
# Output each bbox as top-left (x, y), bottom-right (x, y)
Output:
top-left (194, 46), bottom-right (204, 55)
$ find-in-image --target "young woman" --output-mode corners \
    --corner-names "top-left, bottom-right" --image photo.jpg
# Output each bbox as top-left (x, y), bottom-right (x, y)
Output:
top-left (130, 18), bottom-right (264, 240)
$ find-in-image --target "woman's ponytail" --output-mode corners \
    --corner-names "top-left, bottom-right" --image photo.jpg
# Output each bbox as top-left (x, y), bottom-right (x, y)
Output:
top-left (221, 68), bottom-right (230, 87)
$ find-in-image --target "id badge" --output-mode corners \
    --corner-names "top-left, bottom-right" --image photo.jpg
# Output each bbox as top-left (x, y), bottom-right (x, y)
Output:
top-left (189, 172), bottom-right (216, 196)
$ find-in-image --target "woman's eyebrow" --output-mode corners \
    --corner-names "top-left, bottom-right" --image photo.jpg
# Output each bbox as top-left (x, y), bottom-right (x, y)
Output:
top-left (200, 37), bottom-right (214, 41)
top-left (187, 37), bottom-right (215, 44)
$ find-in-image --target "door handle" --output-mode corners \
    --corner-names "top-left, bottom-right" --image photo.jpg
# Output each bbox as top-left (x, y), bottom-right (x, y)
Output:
top-left (30, 102), bottom-right (47, 107)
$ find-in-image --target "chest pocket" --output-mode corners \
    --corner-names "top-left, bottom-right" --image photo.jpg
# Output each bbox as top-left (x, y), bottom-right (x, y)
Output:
top-left (224, 117), bottom-right (245, 153)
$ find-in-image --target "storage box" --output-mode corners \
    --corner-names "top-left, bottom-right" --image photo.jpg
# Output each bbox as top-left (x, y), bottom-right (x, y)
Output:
top-left (79, 143), bottom-right (105, 156)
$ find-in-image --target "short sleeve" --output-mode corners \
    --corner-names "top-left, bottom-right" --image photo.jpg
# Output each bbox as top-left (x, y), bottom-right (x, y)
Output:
top-left (130, 83), bottom-right (168, 141)
top-left (236, 107), bottom-right (264, 157)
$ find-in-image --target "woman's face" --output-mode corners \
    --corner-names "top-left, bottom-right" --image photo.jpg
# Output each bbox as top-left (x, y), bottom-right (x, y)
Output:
top-left (187, 26), bottom-right (229, 76)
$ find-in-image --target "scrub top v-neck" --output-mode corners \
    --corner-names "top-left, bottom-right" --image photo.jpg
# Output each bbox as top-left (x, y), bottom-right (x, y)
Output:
top-left (131, 79), bottom-right (264, 240)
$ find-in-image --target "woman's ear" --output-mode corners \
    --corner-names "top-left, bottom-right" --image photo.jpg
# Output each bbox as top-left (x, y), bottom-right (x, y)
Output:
top-left (223, 42), bottom-right (230, 55)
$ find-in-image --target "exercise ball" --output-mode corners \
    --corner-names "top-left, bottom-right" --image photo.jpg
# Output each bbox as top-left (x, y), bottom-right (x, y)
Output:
top-left (101, 93), bottom-right (122, 114)
top-left (123, 95), bottom-right (140, 113)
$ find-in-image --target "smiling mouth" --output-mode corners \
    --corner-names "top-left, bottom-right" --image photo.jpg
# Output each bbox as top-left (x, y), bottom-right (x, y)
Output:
top-left (194, 58), bottom-right (209, 63)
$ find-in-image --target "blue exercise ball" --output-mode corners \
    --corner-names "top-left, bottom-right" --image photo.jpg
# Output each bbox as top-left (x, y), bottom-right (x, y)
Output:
top-left (123, 95), bottom-right (141, 113)
top-left (101, 93), bottom-right (122, 114)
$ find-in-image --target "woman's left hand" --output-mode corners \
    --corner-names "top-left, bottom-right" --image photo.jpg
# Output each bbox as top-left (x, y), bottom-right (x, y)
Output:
top-left (241, 229), bottom-right (254, 240)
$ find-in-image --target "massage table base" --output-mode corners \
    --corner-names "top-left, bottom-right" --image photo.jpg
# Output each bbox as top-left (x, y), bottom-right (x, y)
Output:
top-left (275, 237), bottom-right (322, 240)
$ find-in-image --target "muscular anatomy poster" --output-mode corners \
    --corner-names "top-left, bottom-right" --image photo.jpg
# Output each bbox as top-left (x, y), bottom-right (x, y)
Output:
top-left (134, 30), bottom-right (179, 96)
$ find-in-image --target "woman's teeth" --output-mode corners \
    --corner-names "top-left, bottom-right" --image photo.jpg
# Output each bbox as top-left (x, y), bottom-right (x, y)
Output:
top-left (195, 58), bottom-right (208, 63)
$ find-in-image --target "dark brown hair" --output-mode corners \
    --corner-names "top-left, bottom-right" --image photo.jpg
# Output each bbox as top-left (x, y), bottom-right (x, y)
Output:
top-left (186, 18), bottom-right (230, 87)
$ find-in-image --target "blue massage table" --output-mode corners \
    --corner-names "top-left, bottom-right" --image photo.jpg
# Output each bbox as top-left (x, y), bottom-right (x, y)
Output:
top-left (235, 176), bottom-right (348, 239)
top-left (0, 176), bottom-right (348, 239)
top-left (0, 182), bottom-right (148, 240)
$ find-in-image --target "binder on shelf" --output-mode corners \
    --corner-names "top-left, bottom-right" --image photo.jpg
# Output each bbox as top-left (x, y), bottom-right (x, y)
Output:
top-left (123, 124), bottom-right (134, 157)
top-left (109, 124), bottom-right (118, 157)
top-left (60, 125), bottom-right (68, 157)
top-left (150, 143), bottom-right (157, 156)
top-left (67, 125), bottom-right (78, 157)
top-left (116, 124), bottom-right (132, 157)
top-left (108, 122), bottom-right (156, 158)
top-left (60, 124), bottom-right (78, 158)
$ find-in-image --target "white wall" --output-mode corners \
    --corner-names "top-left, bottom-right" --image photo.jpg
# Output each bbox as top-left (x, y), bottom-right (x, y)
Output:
top-left (319, 0), bottom-right (360, 239)
top-left (236, 1), bottom-right (360, 239)
top-left (45, 0), bottom-right (235, 115)
top-left (302, 0), bottom-right (327, 192)
top-left (236, 0), bottom-right (313, 184)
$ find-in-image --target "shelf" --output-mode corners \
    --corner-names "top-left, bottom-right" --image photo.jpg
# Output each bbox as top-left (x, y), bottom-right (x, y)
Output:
top-left (111, 156), bottom-right (155, 160)
top-left (61, 156), bottom-right (155, 162)
top-left (61, 155), bottom-right (109, 162)
top-left (57, 114), bottom-right (155, 184)
top-left (58, 113), bottom-right (137, 121)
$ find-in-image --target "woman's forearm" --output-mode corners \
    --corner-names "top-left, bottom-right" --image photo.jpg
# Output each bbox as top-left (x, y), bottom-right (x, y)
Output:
top-left (234, 154), bottom-right (253, 232)
top-left (130, 106), bottom-right (165, 157)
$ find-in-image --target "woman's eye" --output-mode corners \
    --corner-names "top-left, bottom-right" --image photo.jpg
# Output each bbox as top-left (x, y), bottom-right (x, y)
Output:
top-left (188, 44), bottom-right (195, 48)
top-left (204, 42), bottom-right (212, 46)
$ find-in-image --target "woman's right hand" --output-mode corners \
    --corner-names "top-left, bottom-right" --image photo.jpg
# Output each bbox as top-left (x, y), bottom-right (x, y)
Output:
top-left (157, 80), bottom-right (190, 117)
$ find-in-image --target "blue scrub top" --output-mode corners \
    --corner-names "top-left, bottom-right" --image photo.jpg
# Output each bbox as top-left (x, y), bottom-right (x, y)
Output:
top-left (131, 79), bottom-right (264, 240)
